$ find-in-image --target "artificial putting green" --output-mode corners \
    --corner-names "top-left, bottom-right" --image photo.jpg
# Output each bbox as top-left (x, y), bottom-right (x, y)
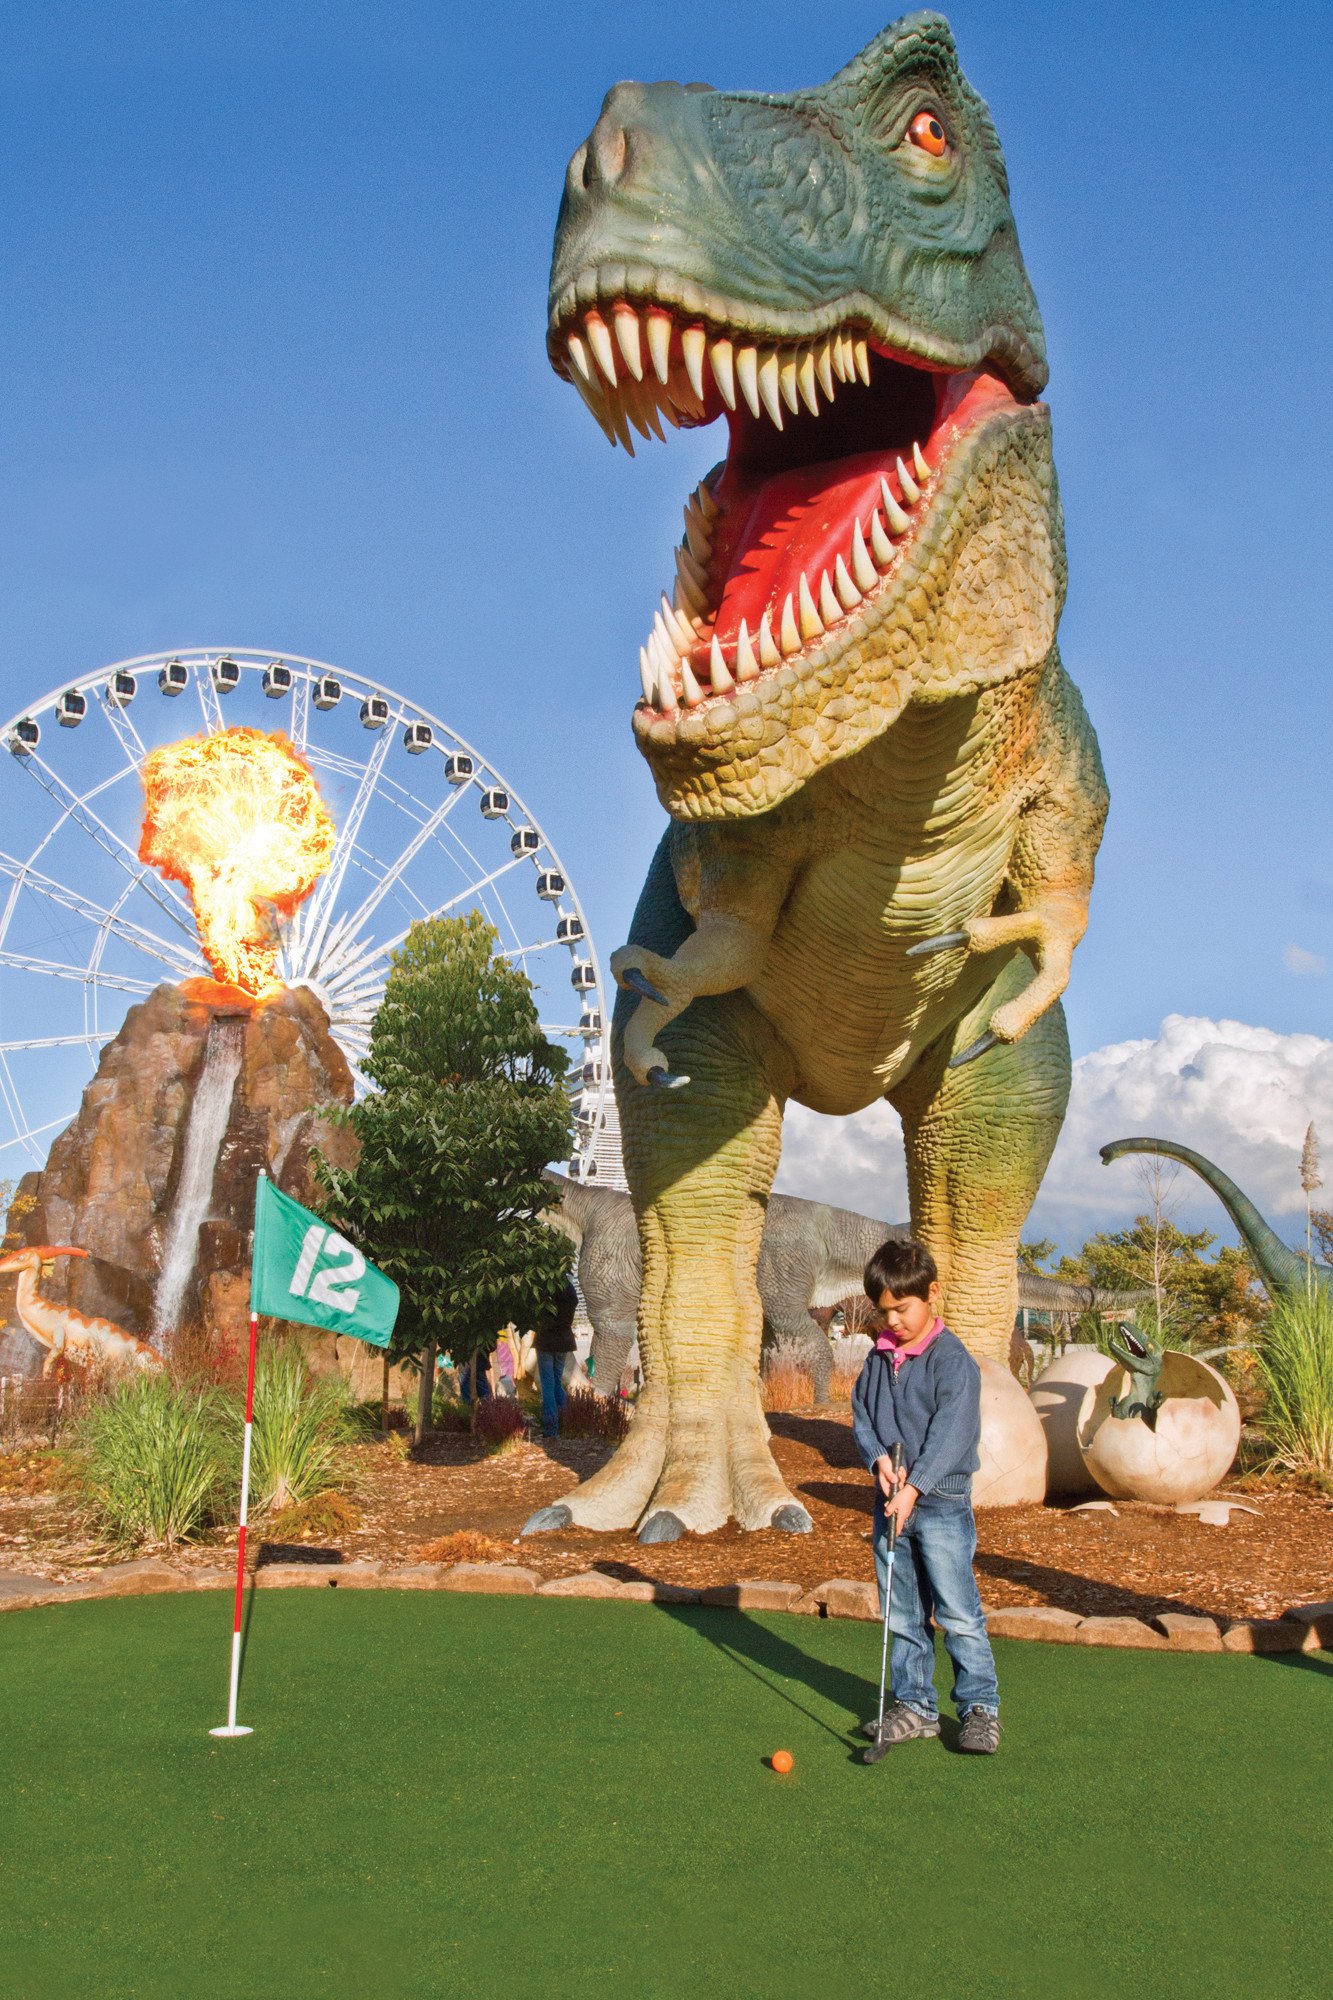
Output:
top-left (3, 1590), bottom-right (1329, 1999)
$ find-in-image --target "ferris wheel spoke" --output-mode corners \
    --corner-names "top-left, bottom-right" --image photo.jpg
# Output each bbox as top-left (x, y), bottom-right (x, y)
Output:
top-left (16, 751), bottom-right (198, 940)
top-left (0, 852), bottom-right (202, 978)
top-left (193, 661), bottom-right (224, 734)
top-left (0, 1031), bottom-right (114, 1054)
top-left (290, 672), bottom-right (310, 753)
top-left (289, 715), bottom-right (402, 977)
top-left (313, 782), bottom-right (475, 979)
top-left (97, 685), bottom-right (148, 768)
top-left (0, 949), bottom-right (156, 996)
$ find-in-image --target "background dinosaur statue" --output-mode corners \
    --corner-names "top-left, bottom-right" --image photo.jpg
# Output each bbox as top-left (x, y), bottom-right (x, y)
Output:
top-left (527, 13), bottom-right (1107, 1543)
top-left (0, 1247), bottom-right (164, 1375)
top-left (1101, 1137), bottom-right (1332, 1299)
top-left (546, 1173), bottom-right (1142, 1397)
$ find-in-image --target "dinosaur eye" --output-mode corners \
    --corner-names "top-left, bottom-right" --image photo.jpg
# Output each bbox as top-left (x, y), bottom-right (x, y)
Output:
top-left (909, 112), bottom-right (948, 157)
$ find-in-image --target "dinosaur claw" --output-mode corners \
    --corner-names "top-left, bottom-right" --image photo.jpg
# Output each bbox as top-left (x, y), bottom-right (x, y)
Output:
top-left (948, 1029), bottom-right (1000, 1070)
top-left (771, 1502), bottom-right (813, 1534)
top-left (622, 966), bottom-right (669, 1007)
top-left (521, 1504), bottom-right (573, 1535)
top-left (638, 1509), bottom-right (686, 1544)
top-left (906, 929), bottom-right (970, 958)
top-left (646, 1065), bottom-right (691, 1091)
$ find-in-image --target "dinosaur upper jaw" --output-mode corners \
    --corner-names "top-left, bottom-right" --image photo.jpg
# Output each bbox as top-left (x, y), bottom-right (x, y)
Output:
top-left (550, 289), bottom-right (1044, 810)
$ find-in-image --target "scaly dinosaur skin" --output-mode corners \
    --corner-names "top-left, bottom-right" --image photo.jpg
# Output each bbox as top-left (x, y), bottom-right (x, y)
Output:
top-left (529, 14), bottom-right (1107, 1541)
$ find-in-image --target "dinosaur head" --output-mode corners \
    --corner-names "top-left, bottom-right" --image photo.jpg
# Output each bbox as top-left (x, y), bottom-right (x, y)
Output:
top-left (1107, 1322), bottom-right (1167, 1427)
top-left (0, 1245), bottom-right (87, 1274)
top-left (549, 12), bottom-right (1057, 817)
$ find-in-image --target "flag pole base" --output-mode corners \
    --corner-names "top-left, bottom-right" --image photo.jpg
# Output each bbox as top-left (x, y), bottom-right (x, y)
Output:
top-left (209, 1724), bottom-right (254, 1738)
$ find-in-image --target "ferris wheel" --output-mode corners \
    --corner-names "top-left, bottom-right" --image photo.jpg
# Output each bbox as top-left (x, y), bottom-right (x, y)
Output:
top-left (0, 649), bottom-right (615, 1182)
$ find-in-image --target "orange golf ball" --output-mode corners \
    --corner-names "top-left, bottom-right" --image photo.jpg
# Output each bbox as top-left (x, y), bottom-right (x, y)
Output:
top-left (770, 1749), bottom-right (794, 1774)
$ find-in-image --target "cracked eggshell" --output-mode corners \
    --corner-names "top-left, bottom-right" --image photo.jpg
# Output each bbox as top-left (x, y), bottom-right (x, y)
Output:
top-left (973, 1358), bottom-right (1048, 1507)
top-left (1029, 1345), bottom-right (1117, 1497)
top-left (1077, 1353), bottom-right (1241, 1505)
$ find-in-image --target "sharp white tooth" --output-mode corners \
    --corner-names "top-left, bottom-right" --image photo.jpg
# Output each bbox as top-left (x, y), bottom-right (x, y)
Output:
top-left (657, 656), bottom-right (678, 713)
top-left (680, 659), bottom-right (705, 707)
top-left (735, 619), bottom-right (759, 681)
top-left (614, 306), bottom-right (644, 381)
top-left (640, 395), bottom-right (666, 442)
top-left (567, 331), bottom-right (595, 388)
top-left (851, 520), bottom-right (878, 593)
top-left (913, 440), bottom-right (933, 482)
top-left (779, 352), bottom-right (800, 414)
top-left (673, 580), bottom-right (702, 625)
top-left (646, 309), bottom-right (672, 385)
top-left (683, 507), bottom-right (711, 565)
top-left (676, 543), bottom-right (708, 596)
top-left (572, 373), bottom-right (616, 445)
top-left (757, 350), bottom-right (784, 429)
top-left (798, 573), bottom-right (825, 640)
top-left (652, 610), bottom-right (677, 660)
top-left (870, 510), bottom-right (896, 564)
top-left (757, 611), bottom-right (781, 666)
top-left (797, 349), bottom-right (819, 415)
top-left (736, 345), bottom-right (762, 418)
top-left (586, 312), bottom-right (618, 385)
top-left (854, 337), bottom-right (871, 385)
top-left (639, 647), bottom-right (656, 705)
top-left (780, 594), bottom-right (801, 654)
top-left (834, 555), bottom-right (862, 612)
top-left (681, 326), bottom-right (707, 403)
top-left (832, 332), bottom-right (851, 382)
top-left (815, 338), bottom-right (836, 400)
top-left (818, 570), bottom-right (841, 624)
top-left (627, 390), bottom-right (658, 441)
top-left (663, 593), bottom-right (695, 649)
top-left (695, 479), bottom-right (719, 522)
top-left (896, 456), bottom-right (921, 506)
top-left (608, 405), bottom-right (635, 454)
top-left (710, 338), bottom-right (736, 411)
top-left (708, 634), bottom-right (734, 693)
top-left (880, 477), bottom-right (912, 535)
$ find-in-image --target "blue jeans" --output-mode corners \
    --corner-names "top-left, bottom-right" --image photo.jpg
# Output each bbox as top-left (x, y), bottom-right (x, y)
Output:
top-left (873, 1488), bottom-right (998, 1719)
top-left (537, 1351), bottom-right (567, 1436)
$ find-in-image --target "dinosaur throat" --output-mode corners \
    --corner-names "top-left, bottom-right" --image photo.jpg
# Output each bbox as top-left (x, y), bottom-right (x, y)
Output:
top-left (552, 298), bottom-right (1023, 718)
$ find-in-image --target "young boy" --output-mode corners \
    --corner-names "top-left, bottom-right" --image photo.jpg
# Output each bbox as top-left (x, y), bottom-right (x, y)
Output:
top-left (851, 1238), bottom-right (1001, 1755)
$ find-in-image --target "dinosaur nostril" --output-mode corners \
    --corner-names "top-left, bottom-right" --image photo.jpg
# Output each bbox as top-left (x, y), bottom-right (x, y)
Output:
top-left (589, 119), bottom-right (629, 187)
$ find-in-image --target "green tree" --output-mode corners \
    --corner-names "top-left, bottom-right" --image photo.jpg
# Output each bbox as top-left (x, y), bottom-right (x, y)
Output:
top-left (1053, 1217), bottom-right (1265, 1349)
top-left (1018, 1238), bottom-right (1056, 1274)
top-left (313, 912), bottom-right (573, 1407)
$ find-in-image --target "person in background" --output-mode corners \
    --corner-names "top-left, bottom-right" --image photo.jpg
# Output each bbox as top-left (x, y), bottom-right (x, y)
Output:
top-left (534, 1278), bottom-right (578, 1438)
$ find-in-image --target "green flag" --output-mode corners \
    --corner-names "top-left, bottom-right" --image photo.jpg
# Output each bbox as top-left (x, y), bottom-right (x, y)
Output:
top-left (251, 1176), bottom-right (399, 1347)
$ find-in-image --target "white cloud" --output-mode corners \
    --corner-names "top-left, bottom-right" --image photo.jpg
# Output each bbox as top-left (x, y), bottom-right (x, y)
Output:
top-left (777, 1015), bottom-right (1333, 1249)
top-left (1285, 943), bottom-right (1326, 977)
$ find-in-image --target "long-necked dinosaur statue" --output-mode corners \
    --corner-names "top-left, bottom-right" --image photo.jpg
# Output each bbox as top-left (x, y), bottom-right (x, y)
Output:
top-left (547, 1173), bottom-right (1143, 1396)
top-left (1101, 1138), bottom-right (1332, 1299)
top-left (0, 1247), bottom-right (164, 1374)
top-left (527, 14), bottom-right (1107, 1543)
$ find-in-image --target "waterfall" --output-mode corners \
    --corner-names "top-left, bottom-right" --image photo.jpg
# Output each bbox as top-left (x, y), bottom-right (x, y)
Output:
top-left (153, 1015), bottom-right (245, 1341)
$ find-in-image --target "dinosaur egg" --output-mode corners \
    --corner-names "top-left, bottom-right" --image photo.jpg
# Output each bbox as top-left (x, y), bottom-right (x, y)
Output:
top-left (1029, 1345), bottom-right (1117, 1497)
top-left (1077, 1353), bottom-right (1240, 1505)
top-left (973, 1359), bottom-right (1048, 1507)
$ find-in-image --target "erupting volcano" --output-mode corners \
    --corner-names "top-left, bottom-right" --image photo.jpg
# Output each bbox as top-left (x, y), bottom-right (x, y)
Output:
top-left (138, 728), bottom-right (336, 997)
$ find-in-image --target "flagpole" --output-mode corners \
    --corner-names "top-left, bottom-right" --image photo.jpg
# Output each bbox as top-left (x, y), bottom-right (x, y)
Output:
top-left (211, 1176), bottom-right (263, 1740)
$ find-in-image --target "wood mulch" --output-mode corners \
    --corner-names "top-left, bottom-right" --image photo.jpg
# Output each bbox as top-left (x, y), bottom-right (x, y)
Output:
top-left (3, 1408), bottom-right (1329, 1623)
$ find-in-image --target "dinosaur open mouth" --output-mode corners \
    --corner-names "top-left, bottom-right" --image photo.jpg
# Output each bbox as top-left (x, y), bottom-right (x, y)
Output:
top-left (552, 299), bottom-right (1023, 715)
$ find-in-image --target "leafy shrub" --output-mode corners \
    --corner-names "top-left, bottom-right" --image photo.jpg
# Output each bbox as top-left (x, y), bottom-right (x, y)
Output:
top-left (76, 1375), bottom-right (225, 1549)
top-left (470, 1396), bottom-right (528, 1451)
top-left (238, 1344), bottom-right (354, 1515)
top-left (559, 1385), bottom-right (632, 1442)
top-left (761, 1338), bottom-right (815, 1413)
top-left (1255, 1287), bottom-right (1333, 1477)
top-left (265, 1490), bottom-right (362, 1542)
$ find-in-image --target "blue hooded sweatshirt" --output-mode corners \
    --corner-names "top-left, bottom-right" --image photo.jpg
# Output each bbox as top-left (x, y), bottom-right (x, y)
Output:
top-left (851, 1328), bottom-right (981, 1497)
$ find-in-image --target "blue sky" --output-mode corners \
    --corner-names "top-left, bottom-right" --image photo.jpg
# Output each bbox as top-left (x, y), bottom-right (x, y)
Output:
top-left (1, 1), bottom-right (1329, 1241)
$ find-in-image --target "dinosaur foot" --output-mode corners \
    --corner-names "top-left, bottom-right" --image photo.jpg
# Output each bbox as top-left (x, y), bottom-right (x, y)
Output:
top-left (520, 1504), bottom-right (573, 1535)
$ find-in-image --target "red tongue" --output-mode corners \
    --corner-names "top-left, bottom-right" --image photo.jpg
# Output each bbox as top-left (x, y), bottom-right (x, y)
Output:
top-left (709, 450), bottom-right (903, 646)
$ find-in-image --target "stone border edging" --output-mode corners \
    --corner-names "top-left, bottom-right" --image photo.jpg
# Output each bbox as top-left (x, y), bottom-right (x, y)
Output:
top-left (2, 1559), bottom-right (1330, 1655)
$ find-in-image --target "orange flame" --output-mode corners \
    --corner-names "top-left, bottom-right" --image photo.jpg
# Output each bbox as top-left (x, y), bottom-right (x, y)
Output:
top-left (139, 728), bottom-right (336, 998)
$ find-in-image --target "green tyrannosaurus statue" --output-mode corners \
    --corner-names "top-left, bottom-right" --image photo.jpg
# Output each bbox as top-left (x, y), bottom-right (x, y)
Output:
top-left (526, 13), bottom-right (1108, 1542)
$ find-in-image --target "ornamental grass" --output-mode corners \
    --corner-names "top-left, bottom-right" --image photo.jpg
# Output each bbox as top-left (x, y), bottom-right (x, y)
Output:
top-left (75, 1375), bottom-right (226, 1549)
top-left (1254, 1285), bottom-right (1333, 1479)
top-left (237, 1343), bottom-right (355, 1515)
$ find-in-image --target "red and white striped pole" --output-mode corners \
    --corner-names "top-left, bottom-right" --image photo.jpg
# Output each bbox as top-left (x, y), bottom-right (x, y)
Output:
top-left (210, 1306), bottom-right (259, 1739)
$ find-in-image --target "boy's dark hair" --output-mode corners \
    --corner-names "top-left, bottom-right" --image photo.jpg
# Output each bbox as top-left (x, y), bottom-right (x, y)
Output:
top-left (863, 1237), bottom-right (938, 1304)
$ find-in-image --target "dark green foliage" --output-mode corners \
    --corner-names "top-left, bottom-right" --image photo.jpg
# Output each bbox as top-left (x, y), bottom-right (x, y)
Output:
top-left (314, 912), bottom-right (573, 1368)
top-left (1054, 1217), bottom-right (1266, 1350)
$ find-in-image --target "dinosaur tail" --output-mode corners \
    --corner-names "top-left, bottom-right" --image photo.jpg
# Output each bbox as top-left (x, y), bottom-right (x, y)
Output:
top-left (1099, 1136), bottom-right (1309, 1298)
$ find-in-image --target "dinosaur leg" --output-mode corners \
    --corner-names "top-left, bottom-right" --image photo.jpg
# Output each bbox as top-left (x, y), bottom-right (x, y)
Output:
top-left (762, 1308), bottom-right (833, 1403)
top-left (889, 952), bottom-right (1070, 1364)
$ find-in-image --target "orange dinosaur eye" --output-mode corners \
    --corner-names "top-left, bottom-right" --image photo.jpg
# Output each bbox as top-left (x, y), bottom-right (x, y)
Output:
top-left (909, 112), bottom-right (948, 157)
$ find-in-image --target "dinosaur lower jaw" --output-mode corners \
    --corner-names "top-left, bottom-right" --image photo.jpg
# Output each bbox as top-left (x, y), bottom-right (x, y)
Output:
top-left (549, 294), bottom-right (1024, 718)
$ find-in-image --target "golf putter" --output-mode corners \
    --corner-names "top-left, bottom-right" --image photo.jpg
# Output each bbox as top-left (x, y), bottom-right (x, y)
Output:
top-left (863, 1441), bottom-right (905, 1766)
